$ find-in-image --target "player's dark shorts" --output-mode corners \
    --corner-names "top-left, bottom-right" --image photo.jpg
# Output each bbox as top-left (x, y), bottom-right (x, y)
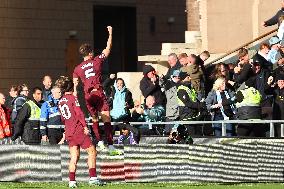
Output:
top-left (66, 126), bottom-right (93, 149)
top-left (85, 89), bottom-right (109, 115)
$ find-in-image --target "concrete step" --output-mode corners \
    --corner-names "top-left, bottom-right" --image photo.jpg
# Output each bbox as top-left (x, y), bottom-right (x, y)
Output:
top-left (161, 42), bottom-right (200, 55)
top-left (138, 55), bottom-right (168, 62)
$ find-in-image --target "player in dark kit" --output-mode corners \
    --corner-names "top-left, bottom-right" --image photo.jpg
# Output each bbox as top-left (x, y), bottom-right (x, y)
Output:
top-left (57, 77), bottom-right (104, 188)
top-left (73, 26), bottom-right (121, 155)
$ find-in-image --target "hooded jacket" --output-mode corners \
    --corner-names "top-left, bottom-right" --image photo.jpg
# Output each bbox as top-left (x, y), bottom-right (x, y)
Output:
top-left (110, 81), bottom-right (134, 120)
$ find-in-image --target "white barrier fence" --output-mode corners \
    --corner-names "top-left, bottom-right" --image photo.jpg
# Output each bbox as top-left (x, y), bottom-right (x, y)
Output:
top-left (90, 119), bottom-right (284, 137)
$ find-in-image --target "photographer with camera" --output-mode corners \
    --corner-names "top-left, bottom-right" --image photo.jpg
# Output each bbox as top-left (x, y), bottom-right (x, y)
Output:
top-left (168, 125), bottom-right (193, 144)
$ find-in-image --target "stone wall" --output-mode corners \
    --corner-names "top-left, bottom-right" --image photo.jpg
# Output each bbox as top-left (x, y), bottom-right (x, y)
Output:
top-left (199, 0), bottom-right (279, 53)
top-left (0, 0), bottom-right (187, 92)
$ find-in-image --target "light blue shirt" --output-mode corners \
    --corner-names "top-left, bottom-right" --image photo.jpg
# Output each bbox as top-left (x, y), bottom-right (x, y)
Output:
top-left (267, 49), bottom-right (278, 64)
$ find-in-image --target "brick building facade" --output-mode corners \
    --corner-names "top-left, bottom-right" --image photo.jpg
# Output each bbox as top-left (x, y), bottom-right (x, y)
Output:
top-left (0, 0), bottom-right (187, 92)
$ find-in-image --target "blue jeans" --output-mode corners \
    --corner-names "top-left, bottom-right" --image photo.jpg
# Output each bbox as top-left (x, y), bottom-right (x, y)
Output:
top-left (213, 114), bottom-right (234, 137)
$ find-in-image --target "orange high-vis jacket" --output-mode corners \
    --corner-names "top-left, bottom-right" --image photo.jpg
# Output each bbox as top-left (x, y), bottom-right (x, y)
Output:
top-left (0, 105), bottom-right (12, 139)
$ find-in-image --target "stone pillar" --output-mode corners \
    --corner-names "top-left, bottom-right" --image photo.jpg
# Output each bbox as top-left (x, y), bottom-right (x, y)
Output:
top-left (186, 0), bottom-right (200, 31)
top-left (252, 0), bottom-right (260, 40)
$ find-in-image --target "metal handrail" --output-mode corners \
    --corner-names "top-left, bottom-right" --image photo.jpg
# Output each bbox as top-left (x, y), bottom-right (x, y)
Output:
top-left (206, 28), bottom-right (278, 67)
top-left (86, 119), bottom-right (284, 137)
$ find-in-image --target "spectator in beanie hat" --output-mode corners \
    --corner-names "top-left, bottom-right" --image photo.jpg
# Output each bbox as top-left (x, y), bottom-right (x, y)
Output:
top-left (140, 65), bottom-right (166, 106)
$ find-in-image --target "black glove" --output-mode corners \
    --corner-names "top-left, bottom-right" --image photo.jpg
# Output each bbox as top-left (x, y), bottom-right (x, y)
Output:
top-left (198, 102), bottom-right (206, 111)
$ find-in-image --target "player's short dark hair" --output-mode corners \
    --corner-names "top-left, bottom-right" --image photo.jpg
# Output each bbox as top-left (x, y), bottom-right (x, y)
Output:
top-left (79, 43), bottom-right (93, 57)
top-left (55, 76), bottom-right (74, 93)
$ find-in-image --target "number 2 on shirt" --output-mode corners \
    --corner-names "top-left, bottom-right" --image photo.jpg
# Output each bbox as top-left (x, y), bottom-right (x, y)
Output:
top-left (85, 68), bottom-right (95, 79)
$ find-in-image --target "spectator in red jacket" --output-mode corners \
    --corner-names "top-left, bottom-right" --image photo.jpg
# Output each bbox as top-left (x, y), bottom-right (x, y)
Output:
top-left (0, 93), bottom-right (12, 139)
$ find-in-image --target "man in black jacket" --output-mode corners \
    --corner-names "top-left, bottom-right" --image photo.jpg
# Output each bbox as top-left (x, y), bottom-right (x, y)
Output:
top-left (266, 74), bottom-right (284, 137)
top-left (262, 0), bottom-right (284, 27)
top-left (233, 48), bottom-right (255, 88)
top-left (252, 43), bottom-right (273, 71)
top-left (164, 53), bottom-right (182, 80)
top-left (12, 87), bottom-right (43, 145)
top-left (140, 65), bottom-right (166, 107)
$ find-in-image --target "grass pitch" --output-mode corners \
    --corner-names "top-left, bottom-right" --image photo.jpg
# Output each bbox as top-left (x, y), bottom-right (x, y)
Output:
top-left (0, 182), bottom-right (283, 189)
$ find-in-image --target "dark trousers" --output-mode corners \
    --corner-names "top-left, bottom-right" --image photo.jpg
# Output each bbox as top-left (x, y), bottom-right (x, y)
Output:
top-left (237, 124), bottom-right (267, 137)
top-left (213, 114), bottom-right (235, 137)
top-left (47, 128), bottom-right (64, 145)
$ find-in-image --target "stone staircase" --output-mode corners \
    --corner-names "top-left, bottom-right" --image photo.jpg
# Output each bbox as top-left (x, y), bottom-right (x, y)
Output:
top-left (120, 31), bottom-right (226, 102)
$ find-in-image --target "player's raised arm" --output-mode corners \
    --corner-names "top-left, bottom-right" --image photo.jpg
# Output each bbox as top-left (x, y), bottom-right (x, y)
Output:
top-left (73, 77), bottom-right (79, 96)
top-left (102, 26), bottom-right (112, 58)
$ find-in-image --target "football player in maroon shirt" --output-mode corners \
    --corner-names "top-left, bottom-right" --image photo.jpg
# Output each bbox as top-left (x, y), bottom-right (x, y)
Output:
top-left (73, 26), bottom-right (121, 155)
top-left (57, 77), bottom-right (104, 188)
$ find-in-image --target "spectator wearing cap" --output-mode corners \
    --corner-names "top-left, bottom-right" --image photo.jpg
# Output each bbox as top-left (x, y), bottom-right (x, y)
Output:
top-left (250, 60), bottom-right (273, 120)
top-left (164, 53), bottom-right (182, 80)
top-left (252, 43), bottom-right (272, 71)
top-left (274, 57), bottom-right (284, 78)
top-left (267, 36), bottom-right (282, 64)
top-left (265, 74), bottom-right (284, 137)
top-left (262, 0), bottom-right (284, 27)
top-left (159, 70), bottom-right (181, 134)
top-left (140, 65), bottom-right (166, 107)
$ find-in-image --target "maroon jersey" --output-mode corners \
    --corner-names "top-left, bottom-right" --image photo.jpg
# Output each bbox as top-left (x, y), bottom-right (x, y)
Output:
top-left (73, 53), bottom-right (106, 93)
top-left (58, 94), bottom-right (86, 138)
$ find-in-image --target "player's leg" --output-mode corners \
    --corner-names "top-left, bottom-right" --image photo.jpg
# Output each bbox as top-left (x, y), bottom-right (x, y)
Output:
top-left (85, 144), bottom-right (104, 185)
top-left (69, 146), bottom-right (80, 188)
top-left (85, 93), bottom-right (105, 150)
top-left (101, 111), bottom-right (123, 155)
top-left (100, 110), bottom-right (112, 145)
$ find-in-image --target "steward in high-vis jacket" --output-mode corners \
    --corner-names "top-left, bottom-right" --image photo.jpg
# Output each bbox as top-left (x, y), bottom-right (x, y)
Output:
top-left (177, 72), bottom-right (206, 121)
top-left (235, 79), bottom-right (265, 137)
top-left (236, 86), bottom-right (262, 120)
top-left (40, 86), bottom-right (64, 145)
top-left (12, 87), bottom-right (43, 145)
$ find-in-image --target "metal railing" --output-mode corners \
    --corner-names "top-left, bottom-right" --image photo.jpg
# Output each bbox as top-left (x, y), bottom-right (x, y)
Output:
top-left (206, 28), bottom-right (278, 67)
top-left (88, 119), bottom-right (284, 138)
